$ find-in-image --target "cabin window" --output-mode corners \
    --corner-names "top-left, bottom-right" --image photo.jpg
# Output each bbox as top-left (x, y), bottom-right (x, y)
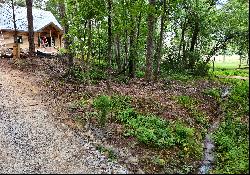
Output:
top-left (14, 36), bottom-right (23, 44)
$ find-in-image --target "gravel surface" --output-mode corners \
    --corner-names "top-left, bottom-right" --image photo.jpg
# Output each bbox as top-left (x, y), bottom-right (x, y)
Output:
top-left (0, 66), bottom-right (129, 174)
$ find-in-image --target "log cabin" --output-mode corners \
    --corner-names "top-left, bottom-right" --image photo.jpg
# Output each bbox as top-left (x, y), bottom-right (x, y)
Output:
top-left (0, 3), bottom-right (63, 53)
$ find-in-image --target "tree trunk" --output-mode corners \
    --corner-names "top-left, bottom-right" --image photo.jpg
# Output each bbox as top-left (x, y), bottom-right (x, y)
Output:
top-left (145, 0), bottom-right (156, 81)
top-left (107, 0), bottom-right (112, 67)
top-left (11, 0), bottom-right (17, 41)
top-left (189, 21), bottom-right (199, 52)
top-left (178, 18), bottom-right (187, 60)
top-left (115, 34), bottom-right (121, 71)
top-left (11, 0), bottom-right (19, 60)
top-left (26, 0), bottom-right (35, 55)
top-left (122, 1), bottom-right (129, 73)
top-left (154, 0), bottom-right (166, 80)
top-left (87, 19), bottom-right (92, 66)
top-left (58, 0), bottom-right (73, 67)
top-left (128, 25), bottom-right (136, 78)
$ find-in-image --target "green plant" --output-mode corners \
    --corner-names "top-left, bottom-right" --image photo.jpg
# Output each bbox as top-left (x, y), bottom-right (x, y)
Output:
top-left (193, 110), bottom-right (209, 128)
top-left (96, 145), bottom-right (117, 161)
top-left (110, 95), bottom-right (132, 112)
top-left (89, 68), bottom-right (108, 80)
top-left (174, 122), bottom-right (194, 144)
top-left (177, 95), bottom-right (209, 127)
top-left (58, 47), bottom-right (67, 55)
top-left (203, 88), bottom-right (221, 101)
top-left (93, 95), bottom-right (111, 127)
top-left (66, 66), bottom-right (86, 82)
top-left (152, 156), bottom-right (166, 167)
top-left (192, 61), bottom-right (210, 76)
top-left (177, 95), bottom-right (198, 108)
top-left (117, 108), bottom-right (176, 148)
top-left (136, 70), bottom-right (145, 78)
top-left (116, 107), bottom-right (202, 151)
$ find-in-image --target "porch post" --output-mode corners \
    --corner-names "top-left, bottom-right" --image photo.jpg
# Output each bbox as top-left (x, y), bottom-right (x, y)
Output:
top-left (60, 35), bottom-right (62, 49)
top-left (50, 30), bottom-right (52, 47)
top-left (38, 32), bottom-right (40, 48)
top-left (57, 33), bottom-right (60, 49)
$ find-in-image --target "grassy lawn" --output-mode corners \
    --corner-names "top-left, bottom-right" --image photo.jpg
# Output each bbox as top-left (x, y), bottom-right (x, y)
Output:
top-left (213, 55), bottom-right (248, 69)
top-left (210, 55), bottom-right (249, 77)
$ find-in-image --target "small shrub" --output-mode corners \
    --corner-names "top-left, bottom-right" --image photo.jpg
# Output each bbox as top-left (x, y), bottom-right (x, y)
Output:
top-left (93, 95), bottom-right (111, 126)
top-left (89, 68), bottom-right (107, 80)
top-left (136, 70), bottom-right (145, 78)
top-left (175, 122), bottom-right (194, 143)
top-left (117, 108), bottom-right (175, 147)
top-left (193, 61), bottom-right (210, 76)
top-left (110, 95), bottom-right (132, 112)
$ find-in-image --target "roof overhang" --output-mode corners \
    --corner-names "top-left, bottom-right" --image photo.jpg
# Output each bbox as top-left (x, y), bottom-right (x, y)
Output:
top-left (35, 22), bottom-right (64, 35)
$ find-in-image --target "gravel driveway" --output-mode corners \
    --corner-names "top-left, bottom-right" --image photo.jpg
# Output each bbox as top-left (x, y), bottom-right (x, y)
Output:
top-left (0, 65), bottom-right (128, 174)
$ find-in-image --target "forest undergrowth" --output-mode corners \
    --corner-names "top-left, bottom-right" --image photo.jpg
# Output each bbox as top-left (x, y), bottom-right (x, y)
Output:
top-left (8, 57), bottom-right (248, 174)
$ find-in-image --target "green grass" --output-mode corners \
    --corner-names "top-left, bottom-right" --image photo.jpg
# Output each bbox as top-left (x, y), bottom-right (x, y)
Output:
top-left (211, 68), bottom-right (249, 77)
top-left (213, 55), bottom-right (248, 69)
top-left (209, 55), bottom-right (249, 77)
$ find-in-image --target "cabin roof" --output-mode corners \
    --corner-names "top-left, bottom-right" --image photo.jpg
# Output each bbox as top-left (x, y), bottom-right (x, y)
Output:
top-left (0, 3), bottom-right (63, 33)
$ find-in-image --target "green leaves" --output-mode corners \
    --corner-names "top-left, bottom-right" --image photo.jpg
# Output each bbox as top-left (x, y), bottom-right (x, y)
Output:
top-left (116, 107), bottom-right (197, 149)
top-left (93, 95), bottom-right (111, 126)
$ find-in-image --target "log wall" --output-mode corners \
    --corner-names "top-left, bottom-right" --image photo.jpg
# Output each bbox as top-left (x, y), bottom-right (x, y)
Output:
top-left (1, 30), bottom-right (62, 51)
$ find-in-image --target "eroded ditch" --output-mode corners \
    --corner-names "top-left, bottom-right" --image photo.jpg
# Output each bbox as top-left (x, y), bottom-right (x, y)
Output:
top-left (199, 86), bottom-right (230, 174)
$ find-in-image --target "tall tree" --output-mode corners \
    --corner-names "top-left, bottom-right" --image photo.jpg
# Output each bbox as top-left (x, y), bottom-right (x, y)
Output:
top-left (154, 0), bottom-right (167, 80)
top-left (26, 0), bottom-right (35, 54)
top-left (11, 0), bottom-right (17, 43)
top-left (107, 0), bottom-right (112, 67)
top-left (145, 0), bottom-right (156, 81)
top-left (59, 0), bottom-right (74, 67)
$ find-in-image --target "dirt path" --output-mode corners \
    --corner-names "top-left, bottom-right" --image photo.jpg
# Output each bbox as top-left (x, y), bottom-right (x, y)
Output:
top-left (217, 75), bottom-right (249, 80)
top-left (0, 62), bottom-right (128, 174)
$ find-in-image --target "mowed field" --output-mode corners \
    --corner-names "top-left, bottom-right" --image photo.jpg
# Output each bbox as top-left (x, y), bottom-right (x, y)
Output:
top-left (213, 54), bottom-right (249, 69)
top-left (210, 54), bottom-right (249, 77)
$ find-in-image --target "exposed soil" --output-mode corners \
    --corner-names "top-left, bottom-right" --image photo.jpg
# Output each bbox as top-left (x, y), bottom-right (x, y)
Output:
top-left (0, 58), bottom-right (129, 174)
